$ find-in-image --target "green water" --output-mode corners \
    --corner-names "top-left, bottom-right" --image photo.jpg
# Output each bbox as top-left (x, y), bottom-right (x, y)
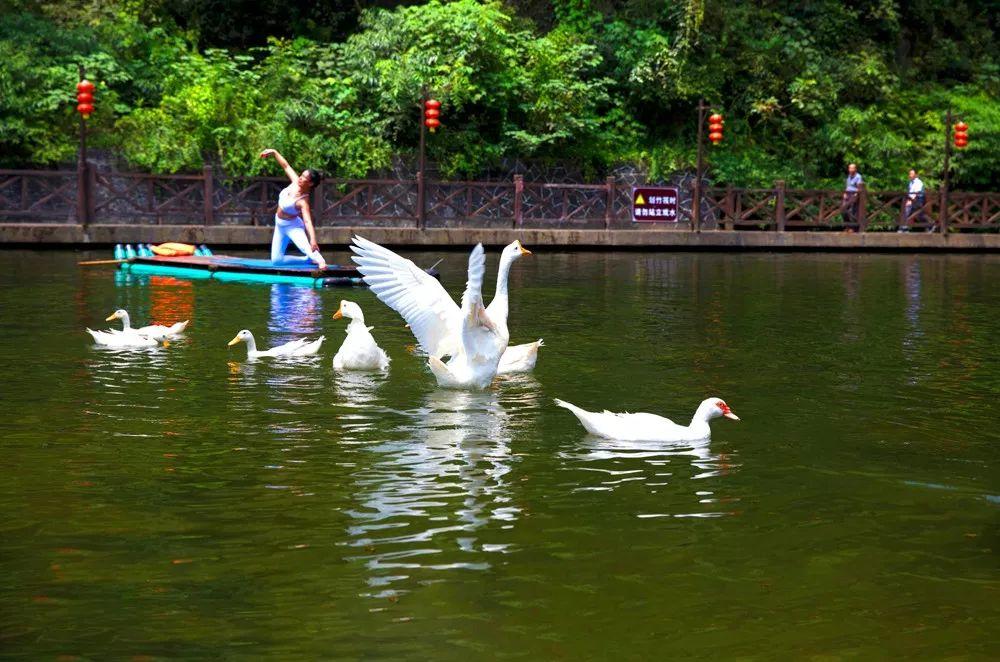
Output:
top-left (1, 249), bottom-right (997, 659)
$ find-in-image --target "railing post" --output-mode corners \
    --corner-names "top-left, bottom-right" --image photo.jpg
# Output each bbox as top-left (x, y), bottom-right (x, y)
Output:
top-left (940, 189), bottom-right (949, 234)
top-left (257, 177), bottom-right (267, 227)
top-left (416, 171), bottom-right (425, 230)
top-left (857, 182), bottom-right (867, 232)
top-left (87, 164), bottom-right (96, 223)
top-left (313, 178), bottom-right (324, 227)
top-left (77, 162), bottom-right (89, 226)
top-left (775, 180), bottom-right (786, 232)
top-left (513, 174), bottom-right (523, 228)
top-left (605, 176), bottom-right (615, 230)
top-left (724, 185), bottom-right (735, 231)
top-left (203, 165), bottom-right (214, 225)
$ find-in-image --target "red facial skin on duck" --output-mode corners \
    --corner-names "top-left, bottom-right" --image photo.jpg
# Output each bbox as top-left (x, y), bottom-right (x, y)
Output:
top-left (717, 400), bottom-right (740, 420)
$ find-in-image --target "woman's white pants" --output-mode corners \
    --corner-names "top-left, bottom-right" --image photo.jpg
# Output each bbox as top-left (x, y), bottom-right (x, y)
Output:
top-left (271, 216), bottom-right (325, 267)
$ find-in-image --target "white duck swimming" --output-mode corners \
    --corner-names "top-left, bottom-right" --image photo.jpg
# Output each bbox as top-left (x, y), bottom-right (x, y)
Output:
top-left (332, 300), bottom-right (390, 371)
top-left (497, 339), bottom-right (544, 374)
top-left (86, 327), bottom-right (159, 348)
top-left (555, 397), bottom-right (739, 442)
top-left (350, 237), bottom-right (507, 389)
top-left (227, 329), bottom-right (324, 359)
top-left (106, 309), bottom-right (189, 340)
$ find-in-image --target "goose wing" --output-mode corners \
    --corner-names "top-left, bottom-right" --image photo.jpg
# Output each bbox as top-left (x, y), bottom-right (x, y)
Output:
top-left (458, 243), bottom-right (500, 360)
top-left (350, 235), bottom-right (461, 357)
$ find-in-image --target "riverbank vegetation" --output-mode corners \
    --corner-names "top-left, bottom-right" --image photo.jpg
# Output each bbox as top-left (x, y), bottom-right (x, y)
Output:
top-left (1, 0), bottom-right (996, 189)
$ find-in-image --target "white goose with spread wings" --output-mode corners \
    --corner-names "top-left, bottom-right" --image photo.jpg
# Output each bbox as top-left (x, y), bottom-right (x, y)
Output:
top-left (349, 236), bottom-right (508, 389)
top-left (350, 236), bottom-right (539, 370)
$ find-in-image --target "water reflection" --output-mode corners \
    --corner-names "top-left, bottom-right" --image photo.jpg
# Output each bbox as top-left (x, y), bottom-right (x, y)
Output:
top-left (561, 431), bottom-right (740, 520)
top-left (333, 370), bottom-right (389, 437)
top-left (82, 344), bottom-right (174, 438)
top-left (344, 389), bottom-right (519, 598)
top-left (268, 284), bottom-right (322, 337)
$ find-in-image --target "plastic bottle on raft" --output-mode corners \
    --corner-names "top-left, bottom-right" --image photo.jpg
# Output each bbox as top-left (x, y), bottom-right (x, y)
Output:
top-left (113, 244), bottom-right (124, 260)
top-left (125, 244), bottom-right (137, 259)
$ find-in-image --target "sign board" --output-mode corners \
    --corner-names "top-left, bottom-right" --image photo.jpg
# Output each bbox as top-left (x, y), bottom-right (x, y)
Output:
top-left (631, 186), bottom-right (679, 223)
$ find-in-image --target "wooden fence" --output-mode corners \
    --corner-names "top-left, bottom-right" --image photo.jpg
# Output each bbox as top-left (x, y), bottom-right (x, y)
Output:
top-left (1, 167), bottom-right (997, 232)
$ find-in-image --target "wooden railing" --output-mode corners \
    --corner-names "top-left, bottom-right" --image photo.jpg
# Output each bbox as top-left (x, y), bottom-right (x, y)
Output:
top-left (1, 167), bottom-right (998, 232)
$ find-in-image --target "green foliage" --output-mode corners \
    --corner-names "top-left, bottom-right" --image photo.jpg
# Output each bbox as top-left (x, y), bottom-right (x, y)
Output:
top-left (0, 0), bottom-right (997, 189)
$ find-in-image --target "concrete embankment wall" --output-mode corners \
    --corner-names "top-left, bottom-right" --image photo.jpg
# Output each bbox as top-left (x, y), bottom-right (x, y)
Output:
top-left (2, 223), bottom-right (1000, 251)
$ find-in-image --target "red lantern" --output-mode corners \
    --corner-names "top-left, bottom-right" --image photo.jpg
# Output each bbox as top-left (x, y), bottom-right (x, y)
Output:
top-left (76, 79), bottom-right (96, 119)
top-left (424, 98), bottom-right (442, 133)
top-left (953, 120), bottom-right (968, 149)
top-left (708, 112), bottom-right (724, 144)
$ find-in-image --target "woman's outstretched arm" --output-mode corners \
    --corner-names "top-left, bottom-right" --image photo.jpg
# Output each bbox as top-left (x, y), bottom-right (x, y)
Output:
top-left (259, 148), bottom-right (298, 183)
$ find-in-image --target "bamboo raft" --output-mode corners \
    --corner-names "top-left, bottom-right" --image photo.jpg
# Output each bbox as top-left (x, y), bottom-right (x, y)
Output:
top-left (115, 254), bottom-right (434, 287)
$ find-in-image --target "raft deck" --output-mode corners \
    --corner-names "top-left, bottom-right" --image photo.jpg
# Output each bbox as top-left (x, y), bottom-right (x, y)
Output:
top-left (119, 254), bottom-right (437, 287)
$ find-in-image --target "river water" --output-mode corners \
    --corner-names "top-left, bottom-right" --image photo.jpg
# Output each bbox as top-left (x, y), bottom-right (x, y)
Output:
top-left (0, 249), bottom-right (997, 658)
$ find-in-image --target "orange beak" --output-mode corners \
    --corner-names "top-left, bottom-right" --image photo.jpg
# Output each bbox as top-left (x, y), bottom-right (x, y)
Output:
top-left (332, 309), bottom-right (343, 320)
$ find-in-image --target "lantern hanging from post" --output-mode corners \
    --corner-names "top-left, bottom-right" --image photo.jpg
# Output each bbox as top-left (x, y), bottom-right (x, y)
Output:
top-left (953, 121), bottom-right (968, 149)
top-left (708, 112), bottom-right (724, 145)
top-left (76, 79), bottom-right (95, 119)
top-left (424, 98), bottom-right (442, 133)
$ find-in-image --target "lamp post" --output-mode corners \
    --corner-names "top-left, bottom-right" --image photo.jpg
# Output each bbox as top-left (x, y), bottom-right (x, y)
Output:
top-left (693, 101), bottom-right (725, 232)
top-left (416, 92), bottom-right (443, 231)
top-left (76, 66), bottom-right (95, 225)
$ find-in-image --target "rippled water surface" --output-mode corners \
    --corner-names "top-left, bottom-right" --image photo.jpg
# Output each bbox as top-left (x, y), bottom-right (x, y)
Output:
top-left (1, 249), bottom-right (998, 658)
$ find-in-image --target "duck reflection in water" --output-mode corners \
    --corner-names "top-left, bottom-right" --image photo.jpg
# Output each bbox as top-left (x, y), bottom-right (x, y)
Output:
top-left (345, 389), bottom-right (518, 598)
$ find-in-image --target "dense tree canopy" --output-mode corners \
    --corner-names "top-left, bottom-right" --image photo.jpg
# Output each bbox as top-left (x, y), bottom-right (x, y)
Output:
top-left (0, 0), bottom-right (996, 189)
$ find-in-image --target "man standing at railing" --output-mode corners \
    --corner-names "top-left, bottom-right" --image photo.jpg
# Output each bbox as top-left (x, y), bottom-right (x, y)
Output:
top-left (840, 163), bottom-right (863, 228)
top-left (901, 168), bottom-right (932, 233)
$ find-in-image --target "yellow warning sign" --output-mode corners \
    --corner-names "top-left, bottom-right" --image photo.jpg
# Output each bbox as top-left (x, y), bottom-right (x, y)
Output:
top-left (635, 193), bottom-right (645, 205)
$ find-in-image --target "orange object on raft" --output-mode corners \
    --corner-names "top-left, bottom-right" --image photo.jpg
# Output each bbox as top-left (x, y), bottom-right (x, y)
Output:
top-left (151, 242), bottom-right (197, 257)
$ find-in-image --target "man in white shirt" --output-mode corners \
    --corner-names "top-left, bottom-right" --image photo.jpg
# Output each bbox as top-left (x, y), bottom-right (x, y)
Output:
top-left (901, 168), bottom-right (932, 232)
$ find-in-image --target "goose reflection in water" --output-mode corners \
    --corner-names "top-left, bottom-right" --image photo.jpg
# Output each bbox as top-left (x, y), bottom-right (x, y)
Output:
top-left (345, 389), bottom-right (518, 598)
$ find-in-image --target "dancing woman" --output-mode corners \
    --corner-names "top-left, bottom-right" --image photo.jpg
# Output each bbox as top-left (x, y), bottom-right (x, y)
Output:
top-left (260, 148), bottom-right (327, 269)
